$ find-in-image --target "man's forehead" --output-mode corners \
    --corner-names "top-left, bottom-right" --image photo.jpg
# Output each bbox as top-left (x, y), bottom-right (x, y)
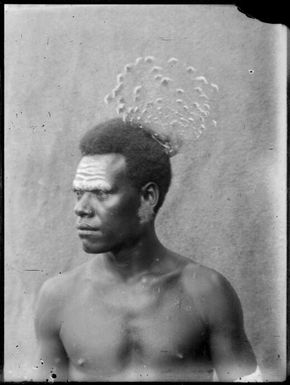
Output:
top-left (76, 154), bottom-right (126, 173)
top-left (73, 154), bottom-right (127, 189)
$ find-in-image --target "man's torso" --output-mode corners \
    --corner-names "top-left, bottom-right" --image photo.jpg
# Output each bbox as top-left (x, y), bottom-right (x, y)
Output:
top-left (53, 258), bottom-right (214, 381)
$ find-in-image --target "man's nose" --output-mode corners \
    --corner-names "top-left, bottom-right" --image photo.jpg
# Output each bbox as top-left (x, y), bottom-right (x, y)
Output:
top-left (74, 194), bottom-right (94, 217)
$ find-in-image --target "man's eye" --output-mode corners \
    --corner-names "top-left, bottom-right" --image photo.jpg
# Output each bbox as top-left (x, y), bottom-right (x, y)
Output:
top-left (94, 190), bottom-right (109, 199)
top-left (74, 190), bottom-right (83, 200)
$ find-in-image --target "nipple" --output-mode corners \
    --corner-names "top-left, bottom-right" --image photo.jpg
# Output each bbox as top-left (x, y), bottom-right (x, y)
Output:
top-left (54, 357), bottom-right (61, 365)
top-left (77, 358), bottom-right (85, 366)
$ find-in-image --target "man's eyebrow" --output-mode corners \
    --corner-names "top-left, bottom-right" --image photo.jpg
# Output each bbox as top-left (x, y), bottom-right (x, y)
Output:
top-left (72, 181), bottom-right (113, 191)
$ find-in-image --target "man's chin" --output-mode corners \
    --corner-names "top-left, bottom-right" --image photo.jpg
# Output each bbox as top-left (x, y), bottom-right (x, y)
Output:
top-left (81, 240), bottom-right (108, 254)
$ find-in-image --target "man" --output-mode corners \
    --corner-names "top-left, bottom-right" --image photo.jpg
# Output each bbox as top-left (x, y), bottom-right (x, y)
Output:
top-left (34, 118), bottom-right (262, 381)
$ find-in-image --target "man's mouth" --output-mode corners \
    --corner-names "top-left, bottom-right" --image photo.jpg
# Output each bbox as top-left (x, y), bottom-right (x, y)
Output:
top-left (76, 224), bottom-right (101, 236)
top-left (77, 224), bottom-right (100, 230)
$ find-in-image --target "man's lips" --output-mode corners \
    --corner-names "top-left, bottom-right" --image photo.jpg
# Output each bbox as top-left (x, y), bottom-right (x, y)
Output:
top-left (76, 224), bottom-right (101, 236)
top-left (77, 223), bottom-right (100, 231)
top-left (77, 225), bottom-right (100, 238)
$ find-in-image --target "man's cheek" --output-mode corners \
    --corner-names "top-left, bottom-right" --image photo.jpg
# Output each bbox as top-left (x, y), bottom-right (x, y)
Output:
top-left (137, 202), bottom-right (154, 224)
top-left (106, 199), bottom-right (138, 219)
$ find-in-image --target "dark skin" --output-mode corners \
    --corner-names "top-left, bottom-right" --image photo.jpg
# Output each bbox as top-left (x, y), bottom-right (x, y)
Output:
top-left (34, 153), bottom-right (257, 382)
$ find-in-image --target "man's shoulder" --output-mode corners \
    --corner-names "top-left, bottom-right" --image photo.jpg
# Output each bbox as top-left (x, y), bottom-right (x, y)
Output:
top-left (34, 259), bottom-right (103, 332)
top-left (182, 261), bottom-right (228, 293)
top-left (37, 259), bottom-right (96, 305)
top-left (168, 252), bottom-right (226, 290)
top-left (181, 261), bottom-right (242, 325)
top-left (182, 262), bottom-right (239, 307)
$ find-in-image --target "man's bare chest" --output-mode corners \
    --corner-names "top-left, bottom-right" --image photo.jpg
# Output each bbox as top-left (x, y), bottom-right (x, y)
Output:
top-left (59, 279), bottom-right (209, 373)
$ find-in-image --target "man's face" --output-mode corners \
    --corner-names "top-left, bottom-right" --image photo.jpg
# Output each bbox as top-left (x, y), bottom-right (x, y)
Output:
top-left (73, 153), bottom-right (142, 254)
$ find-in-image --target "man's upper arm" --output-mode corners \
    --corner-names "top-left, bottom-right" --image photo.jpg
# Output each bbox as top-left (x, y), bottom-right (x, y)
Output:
top-left (34, 279), bottom-right (69, 382)
top-left (193, 269), bottom-right (258, 382)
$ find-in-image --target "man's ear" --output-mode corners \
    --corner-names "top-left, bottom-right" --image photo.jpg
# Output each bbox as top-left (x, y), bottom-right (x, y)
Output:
top-left (140, 182), bottom-right (160, 211)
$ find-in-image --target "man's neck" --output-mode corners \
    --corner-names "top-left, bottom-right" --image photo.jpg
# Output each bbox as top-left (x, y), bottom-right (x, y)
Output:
top-left (104, 225), bottom-right (167, 282)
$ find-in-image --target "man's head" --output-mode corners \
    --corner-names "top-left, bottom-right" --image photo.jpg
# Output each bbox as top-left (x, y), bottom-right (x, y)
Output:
top-left (78, 118), bottom-right (172, 213)
top-left (73, 118), bottom-right (172, 254)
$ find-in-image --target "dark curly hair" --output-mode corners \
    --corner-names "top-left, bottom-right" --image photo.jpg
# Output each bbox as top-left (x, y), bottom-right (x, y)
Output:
top-left (79, 118), bottom-right (172, 212)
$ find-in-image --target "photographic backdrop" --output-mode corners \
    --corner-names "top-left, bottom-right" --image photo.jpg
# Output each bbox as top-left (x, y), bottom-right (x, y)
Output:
top-left (5, 5), bottom-right (286, 381)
